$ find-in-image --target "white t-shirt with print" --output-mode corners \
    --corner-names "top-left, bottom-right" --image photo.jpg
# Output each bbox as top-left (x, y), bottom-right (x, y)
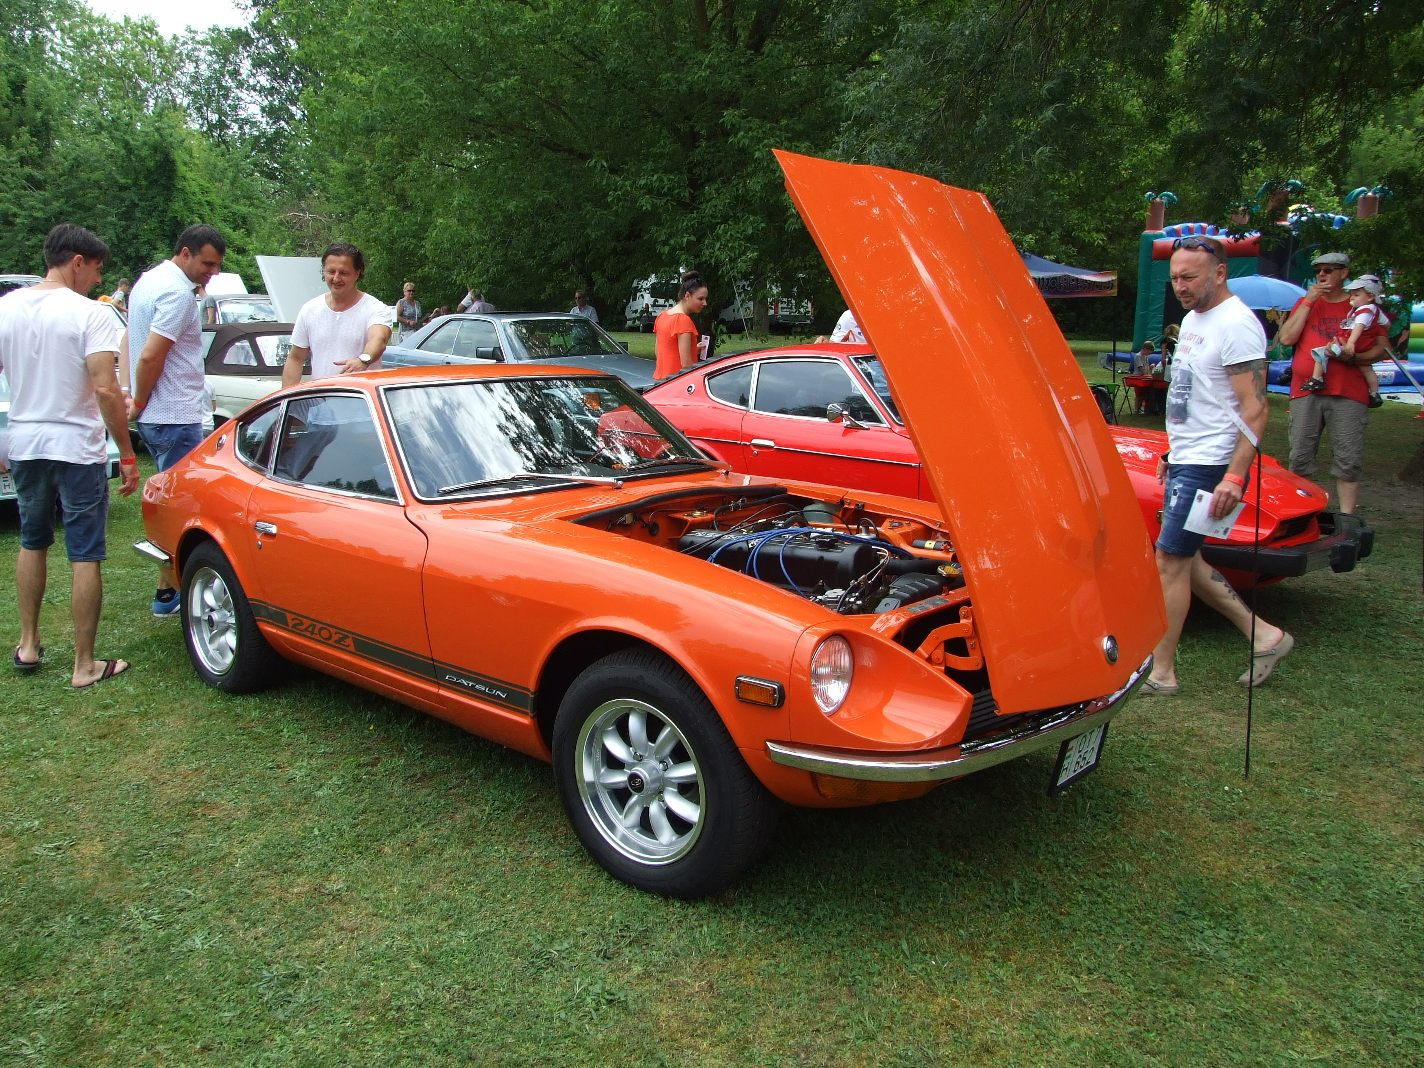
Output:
top-left (0, 286), bottom-right (122, 465)
top-left (292, 292), bottom-right (392, 378)
top-left (829, 309), bottom-right (864, 343)
top-left (1165, 295), bottom-right (1266, 465)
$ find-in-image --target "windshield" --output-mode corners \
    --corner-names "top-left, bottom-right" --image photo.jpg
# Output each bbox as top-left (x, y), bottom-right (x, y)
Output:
top-left (219, 298), bottom-right (277, 324)
top-left (853, 354), bottom-right (902, 424)
top-left (503, 317), bottom-right (623, 361)
top-left (384, 374), bottom-right (710, 498)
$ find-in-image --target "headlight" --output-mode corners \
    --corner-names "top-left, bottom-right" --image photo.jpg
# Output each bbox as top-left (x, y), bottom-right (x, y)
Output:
top-left (810, 636), bottom-right (853, 714)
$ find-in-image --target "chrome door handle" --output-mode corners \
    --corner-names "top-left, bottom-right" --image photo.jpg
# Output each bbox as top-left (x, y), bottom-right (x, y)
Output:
top-left (254, 521), bottom-right (278, 536)
top-left (750, 438), bottom-right (775, 449)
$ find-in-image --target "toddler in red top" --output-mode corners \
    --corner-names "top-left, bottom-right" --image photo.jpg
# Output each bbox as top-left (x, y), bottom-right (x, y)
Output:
top-left (1302, 273), bottom-right (1387, 407)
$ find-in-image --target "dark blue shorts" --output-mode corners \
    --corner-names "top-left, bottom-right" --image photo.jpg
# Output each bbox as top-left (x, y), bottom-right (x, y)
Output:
top-left (1156, 462), bottom-right (1230, 558)
top-left (138, 421), bottom-right (204, 472)
top-left (11, 459), bottom-right (110, 562)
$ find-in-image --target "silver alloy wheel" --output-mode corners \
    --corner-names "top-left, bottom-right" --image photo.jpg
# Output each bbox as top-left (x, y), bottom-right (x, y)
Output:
top-left (575, 697), bottom-right (705, 865)
top-left (186, 565), bottom-right (238, 677)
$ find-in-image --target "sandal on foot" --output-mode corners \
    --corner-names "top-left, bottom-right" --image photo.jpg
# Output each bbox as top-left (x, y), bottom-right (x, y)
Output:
top-left (13, 645), bottom-right (44, 673)
top-left (72, 658), bottom-right (131, 690)
top-left (1138, 678), bottom-right (1181, 697)
top-left (1301, 377), bottom-right (1325, 393)
top-left (1368, 393), bottom-right (1384, 409)
top-left (1238, 632), bottom-right (1294, 687)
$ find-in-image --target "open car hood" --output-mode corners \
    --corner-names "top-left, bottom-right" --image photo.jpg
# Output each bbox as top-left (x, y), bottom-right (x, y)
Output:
top-left (776, 150), bottom-right (1164, 713)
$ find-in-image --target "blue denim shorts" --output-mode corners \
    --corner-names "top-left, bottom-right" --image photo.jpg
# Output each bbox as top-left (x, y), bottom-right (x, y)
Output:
top-left (11, 459), bottom-right (110, 562)
top-left (1156, 462), bottom-right (1230, 558)
top-left (138, 421), bottom-right (205, 472)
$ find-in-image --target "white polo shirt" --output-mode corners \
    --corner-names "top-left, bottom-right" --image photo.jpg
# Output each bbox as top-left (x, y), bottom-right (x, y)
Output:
top-left (128, 258), bottom-right (206, 425)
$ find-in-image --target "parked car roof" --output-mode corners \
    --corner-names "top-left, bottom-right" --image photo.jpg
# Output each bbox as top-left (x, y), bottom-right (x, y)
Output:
top-left (384, 311), bottom-right (655, 389)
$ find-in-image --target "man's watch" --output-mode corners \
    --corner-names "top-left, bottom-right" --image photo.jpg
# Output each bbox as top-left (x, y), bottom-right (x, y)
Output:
top-left (357, 353), bottom-right (373, 366)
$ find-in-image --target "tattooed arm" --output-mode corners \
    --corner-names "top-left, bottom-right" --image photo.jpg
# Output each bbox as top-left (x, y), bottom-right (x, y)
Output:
top-left (1211, 358), bottom-right (1270, 519)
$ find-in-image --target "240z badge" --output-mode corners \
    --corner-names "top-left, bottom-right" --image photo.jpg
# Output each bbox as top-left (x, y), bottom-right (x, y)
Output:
top-left (285, 611), bottom-right (356, 652)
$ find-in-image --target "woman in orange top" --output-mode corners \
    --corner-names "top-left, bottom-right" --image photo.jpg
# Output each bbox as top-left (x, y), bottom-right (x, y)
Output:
top-left (653, 271), bottom-right (709, 380)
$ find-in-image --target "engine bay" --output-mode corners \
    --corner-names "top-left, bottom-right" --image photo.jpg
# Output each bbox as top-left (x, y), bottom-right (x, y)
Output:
top-left (578, 487), bottom-right (964, 615)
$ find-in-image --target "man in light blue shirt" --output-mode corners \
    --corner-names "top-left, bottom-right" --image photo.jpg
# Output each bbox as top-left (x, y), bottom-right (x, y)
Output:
top-left (570, 289), bottom-right (599, 322)
top-left (127, 223), bottom-right (226, 615)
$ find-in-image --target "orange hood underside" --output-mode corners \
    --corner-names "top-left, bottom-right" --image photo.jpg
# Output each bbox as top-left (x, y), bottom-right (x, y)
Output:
top-left (776, 150), bottom-right (1165, 712)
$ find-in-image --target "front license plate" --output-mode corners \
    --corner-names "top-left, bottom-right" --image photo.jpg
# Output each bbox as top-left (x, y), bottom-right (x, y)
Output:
top-left (0, 470), bottom-right (14, 498)
top-left (1049, 725), bottom-right (1107, 795)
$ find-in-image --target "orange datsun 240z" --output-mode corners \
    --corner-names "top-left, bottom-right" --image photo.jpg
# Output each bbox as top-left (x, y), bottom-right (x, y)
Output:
top-left (135, 151), bottom-right (1166, 897)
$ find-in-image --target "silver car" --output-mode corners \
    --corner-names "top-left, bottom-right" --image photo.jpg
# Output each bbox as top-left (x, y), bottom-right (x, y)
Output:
top-left (383, 312), bottom-right (654, 389)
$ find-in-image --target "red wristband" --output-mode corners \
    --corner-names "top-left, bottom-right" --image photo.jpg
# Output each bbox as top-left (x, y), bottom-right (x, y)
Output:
top-left (1221, 472), bottom-right (1245, 488)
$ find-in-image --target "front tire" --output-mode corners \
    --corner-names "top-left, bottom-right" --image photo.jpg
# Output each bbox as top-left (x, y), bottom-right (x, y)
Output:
top-left (181, 541), bottom-right (282, 693)
top-left (552, 650), bottom-right (777, 898)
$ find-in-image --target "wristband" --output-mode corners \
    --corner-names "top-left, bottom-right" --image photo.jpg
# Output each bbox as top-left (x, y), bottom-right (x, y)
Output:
top-left (120, 456), bottom-right (138, 468)
top-left (1159, 453), bottom-right (1169, 464)
top-left (1221, 472), bottom-right (1245, 488)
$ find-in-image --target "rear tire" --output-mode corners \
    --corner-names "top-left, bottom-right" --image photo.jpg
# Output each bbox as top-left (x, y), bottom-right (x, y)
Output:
top-left (552, 650), bottom-right (777, 898)
top-left (181, 542), bottom-right (282, 693)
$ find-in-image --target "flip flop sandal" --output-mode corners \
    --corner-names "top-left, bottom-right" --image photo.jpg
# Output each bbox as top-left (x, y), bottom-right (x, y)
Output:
top-left (13, 645), bottom-right (45, 673)
top-left (1138, 678), bottom-right (1181, 697)
top-left (1239, 632), bottom-right (1295, 687)
top-left (72, 658), bottom-right (131, 690)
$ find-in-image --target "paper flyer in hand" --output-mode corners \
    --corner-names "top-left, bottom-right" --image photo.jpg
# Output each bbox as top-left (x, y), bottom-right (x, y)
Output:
top-left (1184, 488), bottom-right (1245, 538)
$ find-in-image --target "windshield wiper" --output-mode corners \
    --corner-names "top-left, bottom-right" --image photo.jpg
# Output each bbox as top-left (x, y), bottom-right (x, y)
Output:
top-left (438, 470), bottom-right (624, 495)
top-left (623, 454), bottom-right (719, 473)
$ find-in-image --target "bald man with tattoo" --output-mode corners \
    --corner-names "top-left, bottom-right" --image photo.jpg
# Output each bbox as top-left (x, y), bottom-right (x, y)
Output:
top-left (1142, 236), bottom-right (1293, 695)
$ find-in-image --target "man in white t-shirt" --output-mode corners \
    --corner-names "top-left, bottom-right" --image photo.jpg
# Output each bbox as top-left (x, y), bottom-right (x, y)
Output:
top-left (1143, 236), bottom-right (1292, 697)
top-left (283, 242), bottom-right (392, 385)
top-left (0, 223), bottom-right (140, 688)
top-left (828, 308), bottom-right (864, 343)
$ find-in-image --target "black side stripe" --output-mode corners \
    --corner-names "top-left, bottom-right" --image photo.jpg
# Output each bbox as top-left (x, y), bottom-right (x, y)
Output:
top-left (249, 600), bottom-right (533, 714)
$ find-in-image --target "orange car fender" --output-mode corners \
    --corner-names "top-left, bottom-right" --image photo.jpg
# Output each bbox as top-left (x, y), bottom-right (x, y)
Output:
top-left (782, 620), bottom-right (975, 753)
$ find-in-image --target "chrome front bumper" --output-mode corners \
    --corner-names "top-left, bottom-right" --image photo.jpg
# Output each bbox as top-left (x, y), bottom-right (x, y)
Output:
top-left (765, 655), bottom-right (1152, 783)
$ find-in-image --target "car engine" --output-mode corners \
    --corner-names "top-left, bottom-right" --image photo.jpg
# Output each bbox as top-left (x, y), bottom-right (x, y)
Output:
top-left (583, 488), bottom-right (963, 616)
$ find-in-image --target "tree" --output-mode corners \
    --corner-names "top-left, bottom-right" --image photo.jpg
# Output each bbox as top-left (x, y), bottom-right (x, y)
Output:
top-left (265, 0), bottom-right (903, 314)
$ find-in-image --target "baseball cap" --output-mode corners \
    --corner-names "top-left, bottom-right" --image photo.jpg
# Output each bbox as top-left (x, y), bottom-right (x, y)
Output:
top-left (1344, 274), bottom-right (1382, 296)
top-left (1311, 251), bottom-right (1350, 267)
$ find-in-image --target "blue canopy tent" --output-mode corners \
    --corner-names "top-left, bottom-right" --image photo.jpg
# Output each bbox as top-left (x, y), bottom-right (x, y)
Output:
top-left (1022, 253), bottom-right (1118, 299)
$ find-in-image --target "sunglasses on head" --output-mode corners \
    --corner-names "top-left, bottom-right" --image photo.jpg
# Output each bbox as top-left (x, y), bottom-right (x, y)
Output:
top-left (1172, 236), bottom-right (1227, 263)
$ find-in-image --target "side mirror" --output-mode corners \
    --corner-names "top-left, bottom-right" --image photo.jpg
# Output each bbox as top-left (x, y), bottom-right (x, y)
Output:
top-left (474, 346), bottom-right (504, 362)
top-left (827, 403), bottom-right (864, 428)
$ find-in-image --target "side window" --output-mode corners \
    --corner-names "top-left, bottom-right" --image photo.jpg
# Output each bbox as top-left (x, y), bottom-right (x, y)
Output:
top-left (236, 405), bottom-right (280, 471)
top-left (253, 334), bottom-right (296, 371)
top-left (272, 395), bottom-right (397, 499)
top-left (421, 322), bottom-right (461, 356)
top-left (218, 339), bottom-right (259, 369)
top-left (751, 359), bottom-right (882, 422)
top-left (463, 318), bottom-right (501, 356)
top-left (706, 364), bottom-right (753, 408)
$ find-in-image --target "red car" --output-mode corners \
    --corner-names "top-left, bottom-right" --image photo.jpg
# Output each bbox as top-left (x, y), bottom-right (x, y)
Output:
top-left (644, 344), bottom-right (1373, 588)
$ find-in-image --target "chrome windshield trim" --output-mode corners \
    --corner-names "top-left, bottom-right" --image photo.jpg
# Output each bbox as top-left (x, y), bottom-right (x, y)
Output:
top-left (133, 539), bottom-right (172, 566)
top-left (765, 655), bottom-right (1152, 782)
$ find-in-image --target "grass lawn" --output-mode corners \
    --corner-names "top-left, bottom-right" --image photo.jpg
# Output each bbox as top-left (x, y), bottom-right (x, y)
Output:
top-left (1, 359), bottom-right (1420, 1065)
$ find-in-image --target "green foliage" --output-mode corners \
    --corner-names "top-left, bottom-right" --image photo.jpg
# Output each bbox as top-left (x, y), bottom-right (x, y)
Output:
top-left (0, 0), bottom-right (304, 288)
